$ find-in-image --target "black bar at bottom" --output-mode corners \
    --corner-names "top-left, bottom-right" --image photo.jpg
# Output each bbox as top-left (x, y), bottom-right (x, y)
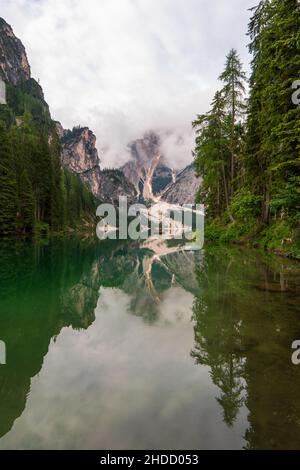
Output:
top-left (0, 450), bottom-right (298, 466)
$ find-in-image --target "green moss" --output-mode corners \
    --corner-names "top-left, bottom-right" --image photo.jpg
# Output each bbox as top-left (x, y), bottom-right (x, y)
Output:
top-left (205, 218), bottom-right (300, 260)
top-left (256, 221), bottom-right (300, 259)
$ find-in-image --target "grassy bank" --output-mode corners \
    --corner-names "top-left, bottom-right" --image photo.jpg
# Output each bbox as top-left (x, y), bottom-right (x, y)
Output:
top-left (205, 219), bottom-right (300, 260)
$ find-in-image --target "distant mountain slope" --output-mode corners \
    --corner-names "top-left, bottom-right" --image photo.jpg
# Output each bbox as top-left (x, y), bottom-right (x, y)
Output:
top-left (97, 170), bottom-right (137, 205)
top-left (0, 16), bottom-right (199, 217)
top-left (122, 132), bottom-right (173, 201)
top-left (152, 163), bottom-right (174, 195)
top-left (161, 164), bottom-right (201, 205)
top-left (57, 123), bottom-right (136, 203)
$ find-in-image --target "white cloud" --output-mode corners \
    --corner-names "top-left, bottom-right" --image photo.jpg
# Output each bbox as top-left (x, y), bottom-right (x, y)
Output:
top-left (1, 0), bottom-right (253, 168)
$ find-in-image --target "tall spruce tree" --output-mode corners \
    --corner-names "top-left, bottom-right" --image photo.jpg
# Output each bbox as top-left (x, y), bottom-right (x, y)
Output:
top-left (49, 129), bottom-right (64, 230)
top-left (18, 169), bottom-right (35, 233)
top-left (194, 0), bottom-right (299, 254)
top-left (193, 91), bottom-right (232, 220)
top-left (0, 122), bottom-right (17, 235)
top-left (219, 49), bottom-right (247, 197)
top-left (246, 0), bottom-right (300, 222)
top-left (1, 72), bottom-right (97, 236)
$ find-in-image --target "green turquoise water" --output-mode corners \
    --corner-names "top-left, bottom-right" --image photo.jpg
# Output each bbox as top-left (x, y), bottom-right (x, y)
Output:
top-left (0, 237), bottom-right (299, 449)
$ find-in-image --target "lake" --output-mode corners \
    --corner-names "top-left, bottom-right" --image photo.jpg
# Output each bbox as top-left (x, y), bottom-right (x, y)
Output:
top-left (0, 237), bottom-right (299, 449)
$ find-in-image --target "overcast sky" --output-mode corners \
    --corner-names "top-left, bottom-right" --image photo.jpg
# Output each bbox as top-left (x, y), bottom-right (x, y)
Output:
top-left (1, 0), bottom-right (255, 168)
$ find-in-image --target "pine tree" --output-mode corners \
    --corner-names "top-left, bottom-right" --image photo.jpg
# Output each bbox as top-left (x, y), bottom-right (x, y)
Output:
top-left (194, 0), bottom-right (300, 247)
top-left (219, 49), bottom-right (247, 197)
top-left (18, 169), bottom-right (35, 233)
top-left (0, 122), bottom-right (17, 235)
top-left (49, 129), bottom-right (64, 230)
top-left (193, 91), bottom-right (232, 220)
top-left (246, 0), bottom-right (300, 222)
top-left (1, 77), bottom-right (97, 236)
top-left (29, 132), bottom-right (52, 224)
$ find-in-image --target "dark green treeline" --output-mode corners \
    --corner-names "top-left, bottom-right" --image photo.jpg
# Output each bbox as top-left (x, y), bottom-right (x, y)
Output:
top-left (193, 0), bottom-right (300, 257)
top-left (0, 78), bottom-right (96, 236)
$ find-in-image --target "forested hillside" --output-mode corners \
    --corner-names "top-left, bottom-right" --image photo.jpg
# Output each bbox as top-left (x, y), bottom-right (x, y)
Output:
top-left (193, 0), bottom-right (300, 258)
top-left (0, 19), bottom-right (96, 237)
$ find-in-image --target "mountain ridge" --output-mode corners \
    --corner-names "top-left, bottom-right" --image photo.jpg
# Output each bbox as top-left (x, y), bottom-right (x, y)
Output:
top-left (0, 16), bottom-right (200, 217)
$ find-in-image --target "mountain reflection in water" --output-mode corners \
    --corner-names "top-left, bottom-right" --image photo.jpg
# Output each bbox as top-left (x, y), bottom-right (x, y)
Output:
top-left (0, 238), bottom-right (299, 449)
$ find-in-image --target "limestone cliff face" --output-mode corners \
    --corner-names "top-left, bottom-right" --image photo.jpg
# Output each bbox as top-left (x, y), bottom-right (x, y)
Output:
top-left (122, 132), bottom-right (199, 205)
top-left (122, 132), bottom-right (173, 201)
top-left (161, 164), bottom-right (201, 205)
top-left (58, 125), bottom-right (102, 197)
top-left (55, 121), bottom-right (66, 140)
top-left (98, 170), bottom-right (137, 205)
top-left (0, 18), bottom-right (31, 85)
top-left (58, 123), bottom-right (137, 203)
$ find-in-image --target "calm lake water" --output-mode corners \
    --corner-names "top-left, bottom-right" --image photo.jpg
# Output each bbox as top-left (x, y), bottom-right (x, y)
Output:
top-left (0, 237), bottom-right (299, 450)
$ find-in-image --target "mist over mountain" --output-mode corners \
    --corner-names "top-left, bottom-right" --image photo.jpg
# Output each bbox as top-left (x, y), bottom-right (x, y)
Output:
top-left (0, 14), bottom-right (201, 215)
top-left (1, 0), bottom-right (252, 169)
top-left (122, 131), bottom-right (200, 203)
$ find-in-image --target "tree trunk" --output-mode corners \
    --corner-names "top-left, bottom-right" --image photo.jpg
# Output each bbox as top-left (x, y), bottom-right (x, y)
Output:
top-left (262, 188), bottom-right (270, 224)
top-left (231, 80), bottom-right (236, 199)
top-left (222, 162), bottom-right (234, 222)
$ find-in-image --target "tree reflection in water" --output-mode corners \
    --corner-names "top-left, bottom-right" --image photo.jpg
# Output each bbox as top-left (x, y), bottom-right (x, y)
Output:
top-left (0, 239), bottom-right (300, 449)
top-left (191, 246), bottom-right (300, 449)
top-left (0, 237), bottom-right (201, 438)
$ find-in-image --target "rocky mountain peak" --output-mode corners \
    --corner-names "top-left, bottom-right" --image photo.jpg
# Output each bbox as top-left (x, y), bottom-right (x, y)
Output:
top-left (57, 123), bottom-right (137, 203)
top-left (60, 125), bottom-right (101, 172)
top-left (57, 124), bottom-right (102, 196)
top-left (122, 131), bottom-right (173, 200)
top-left (0, 17), bottom-right (31, 85)
top-left (0, 15), bottom-right (199, 208)
top-left (161, 164), bottom-right (201, 205)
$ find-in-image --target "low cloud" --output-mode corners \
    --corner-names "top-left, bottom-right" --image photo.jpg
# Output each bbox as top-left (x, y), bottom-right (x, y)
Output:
top-left (1, 0), bottom-right (253, 168)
